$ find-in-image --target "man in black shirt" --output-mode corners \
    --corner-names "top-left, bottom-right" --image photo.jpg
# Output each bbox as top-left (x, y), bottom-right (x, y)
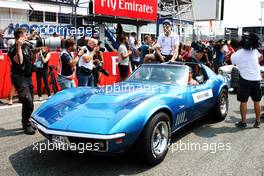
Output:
top-left (8, 28), bottom-right (36, 135)
top-left (58, 39), bottom-right (83, 89)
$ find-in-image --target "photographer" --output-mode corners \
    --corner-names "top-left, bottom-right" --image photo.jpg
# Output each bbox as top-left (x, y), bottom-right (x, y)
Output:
top-left (231, 32), bottom-right (262, 128)
top-left (92, 41), bottom-right (107, 87)
top-left (8, 28), bottom-right (36, 135)
top-left (28, 29), bottom-right (40, 40)
top-left (77, 38), bottom-right (97, 87)
top-left (58, 39), bottom-right (82, 90)
top-left (35, 47), bottom-right (51, 101)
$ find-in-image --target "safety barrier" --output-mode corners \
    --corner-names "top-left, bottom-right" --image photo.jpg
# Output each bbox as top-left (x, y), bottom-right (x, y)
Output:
top-left (0, 52), bottom-right (121, 99)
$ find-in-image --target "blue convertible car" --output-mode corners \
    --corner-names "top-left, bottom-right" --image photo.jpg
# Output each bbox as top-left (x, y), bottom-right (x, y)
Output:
top-left (31, 62), bottom-right (229, 165)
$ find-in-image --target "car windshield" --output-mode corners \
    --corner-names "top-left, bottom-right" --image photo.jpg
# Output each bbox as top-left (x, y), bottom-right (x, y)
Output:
top-left (127, 64), bottom-right (189, 87)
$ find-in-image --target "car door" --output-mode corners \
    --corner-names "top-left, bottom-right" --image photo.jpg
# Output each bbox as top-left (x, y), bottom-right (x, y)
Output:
top-left (186, 68), bottom-right (215, 120)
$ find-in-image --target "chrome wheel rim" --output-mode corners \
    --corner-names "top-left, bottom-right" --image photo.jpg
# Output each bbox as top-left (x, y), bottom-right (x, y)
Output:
top-left (151, 121), bottom-right (169, 157)
top-left (220, 94), bottom-right (228, 115)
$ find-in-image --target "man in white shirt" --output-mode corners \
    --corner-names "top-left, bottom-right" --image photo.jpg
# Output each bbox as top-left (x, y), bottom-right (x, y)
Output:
top-left (231, 32), bottom-right (262, 128)
top-left (118, 36), bottom-right (132, 81)
top-left (77, 38), bottom-right (98, 87)
top-left (155, 19), bottom-right (180, 62)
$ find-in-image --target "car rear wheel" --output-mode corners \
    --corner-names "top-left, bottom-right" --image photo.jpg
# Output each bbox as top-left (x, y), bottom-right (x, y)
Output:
top-left (135, 112), bottom-right (171, 165)
top-left (212, 89), bottom-right (228, 121)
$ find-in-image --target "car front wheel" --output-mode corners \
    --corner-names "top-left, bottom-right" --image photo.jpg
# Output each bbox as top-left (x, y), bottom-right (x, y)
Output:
top-left (135, 112), bottom-right (171, 165)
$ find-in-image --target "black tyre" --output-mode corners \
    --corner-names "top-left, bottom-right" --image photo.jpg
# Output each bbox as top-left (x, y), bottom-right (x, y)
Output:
top-left (135, 112), bottom-right (171, 165)
top-left (213, 89), bottom-right (229, 121)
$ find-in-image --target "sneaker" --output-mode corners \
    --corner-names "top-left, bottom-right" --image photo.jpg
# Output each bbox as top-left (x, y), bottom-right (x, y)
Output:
top-left (235, 121), bottom-right (247, 128)
top-left (24, 126), bottom-right (36, 135)
top-left (253, 121), bottom-right (261, 128)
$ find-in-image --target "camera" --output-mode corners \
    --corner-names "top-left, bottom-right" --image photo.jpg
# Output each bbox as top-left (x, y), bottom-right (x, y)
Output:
top-left (25, 37), bottom-right (63, 50)
top-left (98, 41), bottom-right (106, 52)
top-left (93, 59), bottom-right (109, 77)
top-left (241, 32), bottom-right (260, 50)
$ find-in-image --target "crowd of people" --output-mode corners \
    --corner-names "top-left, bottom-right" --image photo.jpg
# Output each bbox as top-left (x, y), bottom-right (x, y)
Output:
top-left (116, 20), bottom-right (263, 81)
top-left (0, 20), bottom-right (263, 134)
top-left (117, 20), bottom-right (264, 129)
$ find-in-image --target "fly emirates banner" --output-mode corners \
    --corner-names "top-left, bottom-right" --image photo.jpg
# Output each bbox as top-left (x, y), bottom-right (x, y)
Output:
top-left (94, 0), bottom-right (157, 21)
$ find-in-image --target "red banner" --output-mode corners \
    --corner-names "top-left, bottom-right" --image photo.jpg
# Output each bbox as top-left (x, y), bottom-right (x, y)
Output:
top-left (0, 52), bottom-right (126, 99)
top-left (94, 0), bottom-right (157, 21)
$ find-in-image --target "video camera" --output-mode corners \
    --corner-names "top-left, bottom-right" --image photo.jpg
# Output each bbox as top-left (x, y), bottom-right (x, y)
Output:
top-left (241, 32), bottom-right (260, 50)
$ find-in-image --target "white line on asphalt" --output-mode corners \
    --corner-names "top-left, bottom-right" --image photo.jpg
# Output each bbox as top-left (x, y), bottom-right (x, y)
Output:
top-left (0, 101), bottom-right (46, 110)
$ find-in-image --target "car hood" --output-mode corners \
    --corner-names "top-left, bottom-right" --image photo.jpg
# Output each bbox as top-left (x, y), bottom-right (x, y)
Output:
top-left (32, 82), bottom-right (177, 134)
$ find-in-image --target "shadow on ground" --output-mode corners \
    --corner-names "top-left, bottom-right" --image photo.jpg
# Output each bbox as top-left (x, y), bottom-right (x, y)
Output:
top-left (9, 140), bottom-right (153, 176)
top-left (0, 127), bottom-right (24, 137)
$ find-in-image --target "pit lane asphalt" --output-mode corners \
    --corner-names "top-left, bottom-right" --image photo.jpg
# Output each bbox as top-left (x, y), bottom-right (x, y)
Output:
top-left (0, 94), bottom-right (263, 176)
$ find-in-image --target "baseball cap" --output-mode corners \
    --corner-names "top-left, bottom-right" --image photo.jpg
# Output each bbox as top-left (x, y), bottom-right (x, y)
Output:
top-left (163, 19), bottom-right (172, 26)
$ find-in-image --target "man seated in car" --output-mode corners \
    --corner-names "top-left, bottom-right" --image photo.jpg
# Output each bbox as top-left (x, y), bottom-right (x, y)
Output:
top-left (188, 67), bottom-right (199, 86)
top-left (161, 71), bottom-right (173, 84)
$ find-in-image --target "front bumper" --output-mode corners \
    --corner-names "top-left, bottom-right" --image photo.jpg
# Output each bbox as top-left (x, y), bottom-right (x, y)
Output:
top-left (31, 119), bottom-right (126, 140)
top-left (31, 119), bottom-right (127, 153)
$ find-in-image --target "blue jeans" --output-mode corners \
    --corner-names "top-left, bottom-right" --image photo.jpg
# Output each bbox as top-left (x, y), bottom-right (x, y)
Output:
top-left (77, 72), bottom-right (94, 87)
top-left (58, 75), bottom-right (75, 90)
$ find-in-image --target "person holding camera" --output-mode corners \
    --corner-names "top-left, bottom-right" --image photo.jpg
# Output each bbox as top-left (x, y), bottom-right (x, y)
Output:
top-left (35, 47), bottom-right (51, 101)
top-left (231, 32), bottom-right (262, 128)
top-left (8, 28), bottom-right (36, 135)
top-left (58, 39), bottom-right (83, 90)
top-left (92, 41), bottom-right (106, 87)
top-left (77, 38), bottom-right (99, 87)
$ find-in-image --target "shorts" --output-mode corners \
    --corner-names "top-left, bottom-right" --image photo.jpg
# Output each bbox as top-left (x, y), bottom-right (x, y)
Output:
top-left (162, 54), bottom-right (173, 62)
top-left (237, 76), bottom-right (262, 102)
top-left (118, 64), bottom-right (129, 77)
top-left (154, 53), bottom-right (173, 62)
